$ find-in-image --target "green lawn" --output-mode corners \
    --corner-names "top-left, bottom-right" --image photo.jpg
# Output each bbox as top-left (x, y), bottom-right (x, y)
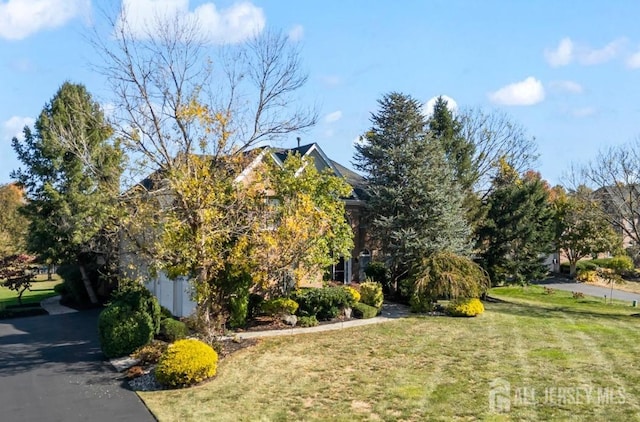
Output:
top-left (0, 275), bottom-right (62, 307)
top-left (139, 286), bottom-right (640, 421)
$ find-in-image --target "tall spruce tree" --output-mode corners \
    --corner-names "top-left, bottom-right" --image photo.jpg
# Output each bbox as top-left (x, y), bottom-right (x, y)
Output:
top-left (354, 92), bottom-right (470, 287)
top-left (428, 96), bottom-right (476, 191)
top-left (478, 161), bottom-right (555, 285)
top-left (12, 82), bottom-right (123, 304)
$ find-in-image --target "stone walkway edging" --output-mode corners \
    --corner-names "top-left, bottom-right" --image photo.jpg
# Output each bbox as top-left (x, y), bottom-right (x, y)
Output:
top-left (40, 295), bottom-right (78, 315)
top-left (230, 302), bottom-right (411, 340)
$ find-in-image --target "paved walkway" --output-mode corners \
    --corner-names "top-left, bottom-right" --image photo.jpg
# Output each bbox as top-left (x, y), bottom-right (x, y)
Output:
top-left (0, 310), bottom-right (155, 422)
top-left (536, 278), bottom-right (640, 303)
top-left (40, 295), bottom-right (78, 315)
top-left (234, 302), bottom-right (410, 339)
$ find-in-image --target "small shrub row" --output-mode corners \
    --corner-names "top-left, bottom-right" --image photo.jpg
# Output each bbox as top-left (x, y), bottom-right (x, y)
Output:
top-left (155, 338), bottom-right (218, 388)
top-left (446, 298), bottom-right (484, 317)
top-left (352, 302), bottom-right (378, 319)
top-left (576, 269), bottom-right (597, 283)
top-left (260, 297), bottom-right (299, 316)
top-left (297, 315), bottom-right (319, 327)
top-left (291, 286), bottom-right (355, 320)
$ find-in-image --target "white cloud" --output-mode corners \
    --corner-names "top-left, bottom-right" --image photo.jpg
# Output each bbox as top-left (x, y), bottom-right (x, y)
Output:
top-left (545, 37), bottom-right (573, 67)
top-left (118, 0), bottom-right (265, 44)
top-left (288, 24), bottom-right (303, 42)
top-left (549, 80), bottom-right (583, 94)
top-left (324, 110), bottom-right (342, 123)
top-left (626, 50), bottom-right (640, 69)
top-left (489, 77), bottom-right (545, 106)
top-left (423, 95), bottom-right (458, 117)
top-left (2, 116), bottom-right (34, 141)
top-left (0, 0), bottom-right (89, 40)
top-left (544, 37), bottom-right (626, 67)
top-left (571, 107), bottom-right (596, 118)
top-left (579, 38), bottom-right (626, 65)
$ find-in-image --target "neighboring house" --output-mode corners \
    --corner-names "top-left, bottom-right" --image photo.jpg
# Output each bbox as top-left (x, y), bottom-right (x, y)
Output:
top-left (594, 185), bottom-right (639, 249)
top-left (120, 142), bottom-right (370, 316)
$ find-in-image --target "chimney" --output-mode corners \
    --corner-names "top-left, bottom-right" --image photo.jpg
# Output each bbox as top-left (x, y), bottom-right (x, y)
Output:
top-left (296, 136), bottom-right (301, 148)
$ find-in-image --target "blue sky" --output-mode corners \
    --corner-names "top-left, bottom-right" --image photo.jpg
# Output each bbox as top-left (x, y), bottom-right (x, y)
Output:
top-left (2, 0), bottom-right (640, 186)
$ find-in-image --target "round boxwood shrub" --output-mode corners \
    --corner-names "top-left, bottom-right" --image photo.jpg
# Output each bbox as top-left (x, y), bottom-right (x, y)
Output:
top-left (155, 339), bottom-right (218, 388)
top-left (446, 298), bottom-right (484, 317)
top-left (160, 318), bottom-right (189, 342)
top-left (98, 303), bottom-right (155, 358)
top-left (359, 281), bottom-right (384, 310)
top-left (111, 284), bottom-right (162, 334)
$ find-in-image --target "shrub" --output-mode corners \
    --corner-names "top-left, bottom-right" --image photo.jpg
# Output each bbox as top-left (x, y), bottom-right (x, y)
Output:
top-left (608, 255), bottom-right (634, 272)
top-left (228, 294), bottom-right (249, 329)
top-left (560, 260), bottom-right (597, 274)
top-left (572, 291), bottom-right (585, 299)
top-left (352, 302), bottom-right (378, 319)
top-left (260, 298), bottom-right (299, 316)
top-left (446, 298), bottom-right (484, 317)
top-left (297, 315), bottom-right (319, 327)
top-left (364, 261), bottom-right (391, 293)
top-left (576, 269), bottom-right (597, 283)
top-left (359, 281), bottom-right (384, 310)
top-left (155, 339), bottom-right (218, 388)
top-left (409, 294), bottom-right (434, 313)
top-left (160, 318), bottom-right (189, 342)
top-left (543, 287), bottom-right (555, 295)
top-left (412, 252), bottom-right (490, 300)
top-left (111, 284), bottom-right (162, 334)
top-left (248, 293), bottom-right (265, 319)
top-left (344, 286), bottom-right (360, 303)
top-left (98, 303), bottom-right (155, 358)
top-left (131, 340), bottom-right (169, 365)
top-left (291, 287), bottom-right (353, 320)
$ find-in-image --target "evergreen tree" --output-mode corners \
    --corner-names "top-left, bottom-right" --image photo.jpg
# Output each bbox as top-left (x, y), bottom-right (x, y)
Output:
top-left (354, 92), bottom-right (470, 287)
top-left (12, 82), bottom-right (123, 304)
top-left (478, 161), bottom-right (555, 285)
top-left (428, 96), bottom-right (476, 191)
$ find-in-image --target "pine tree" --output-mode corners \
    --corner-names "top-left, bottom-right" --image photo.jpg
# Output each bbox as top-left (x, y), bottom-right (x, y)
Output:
top-left (12, 82), bottom-right (123, 304)
top-left (428, 96), bottom-right (476, 191)
top-left (478, 161), bottom-right (555, 285)
top-left (354, 92), bottom-right (470, 287)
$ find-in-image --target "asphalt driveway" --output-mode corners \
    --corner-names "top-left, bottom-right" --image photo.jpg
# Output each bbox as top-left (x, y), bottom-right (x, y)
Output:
top-left (0, 309), bottom-right (155, 422)
top-left (537, 278), bottom-right (640, 303)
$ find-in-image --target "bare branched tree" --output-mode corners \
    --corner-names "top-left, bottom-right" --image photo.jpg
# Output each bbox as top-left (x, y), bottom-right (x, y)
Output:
top-left (459, 107), bottom-right (539, 197)
top-left (92, 6), bottom-right (316, 182)
top-left (582, 140), bottom-right (640, 248)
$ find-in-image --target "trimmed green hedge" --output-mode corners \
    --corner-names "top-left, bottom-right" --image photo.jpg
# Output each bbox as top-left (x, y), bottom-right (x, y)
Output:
top-left (352, 302), bottom-right (378, 319)
top-left (291, 287), bottom-right (354, 320)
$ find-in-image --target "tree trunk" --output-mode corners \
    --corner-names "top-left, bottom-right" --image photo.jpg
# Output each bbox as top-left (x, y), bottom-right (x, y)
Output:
top-left (78, 264), bottom-right (99, 304)
top-left (569, 261), bottom-right (577, 278)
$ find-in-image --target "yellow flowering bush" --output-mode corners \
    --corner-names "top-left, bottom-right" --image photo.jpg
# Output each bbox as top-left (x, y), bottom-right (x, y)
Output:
top-left (446, 298), bottom-right (484, 317)
top-left (359, 281), bottom-right (384, 310)
top-left (344, 286), bottom-right (361, 303)
top-left (576, 269), bottom-right (597, 283)
top-left (155, 339), bottom-right (218, 388)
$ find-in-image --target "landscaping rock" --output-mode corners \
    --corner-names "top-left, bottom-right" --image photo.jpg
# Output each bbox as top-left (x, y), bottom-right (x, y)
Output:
top-left (282, 314), bottom-right (297, 326)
